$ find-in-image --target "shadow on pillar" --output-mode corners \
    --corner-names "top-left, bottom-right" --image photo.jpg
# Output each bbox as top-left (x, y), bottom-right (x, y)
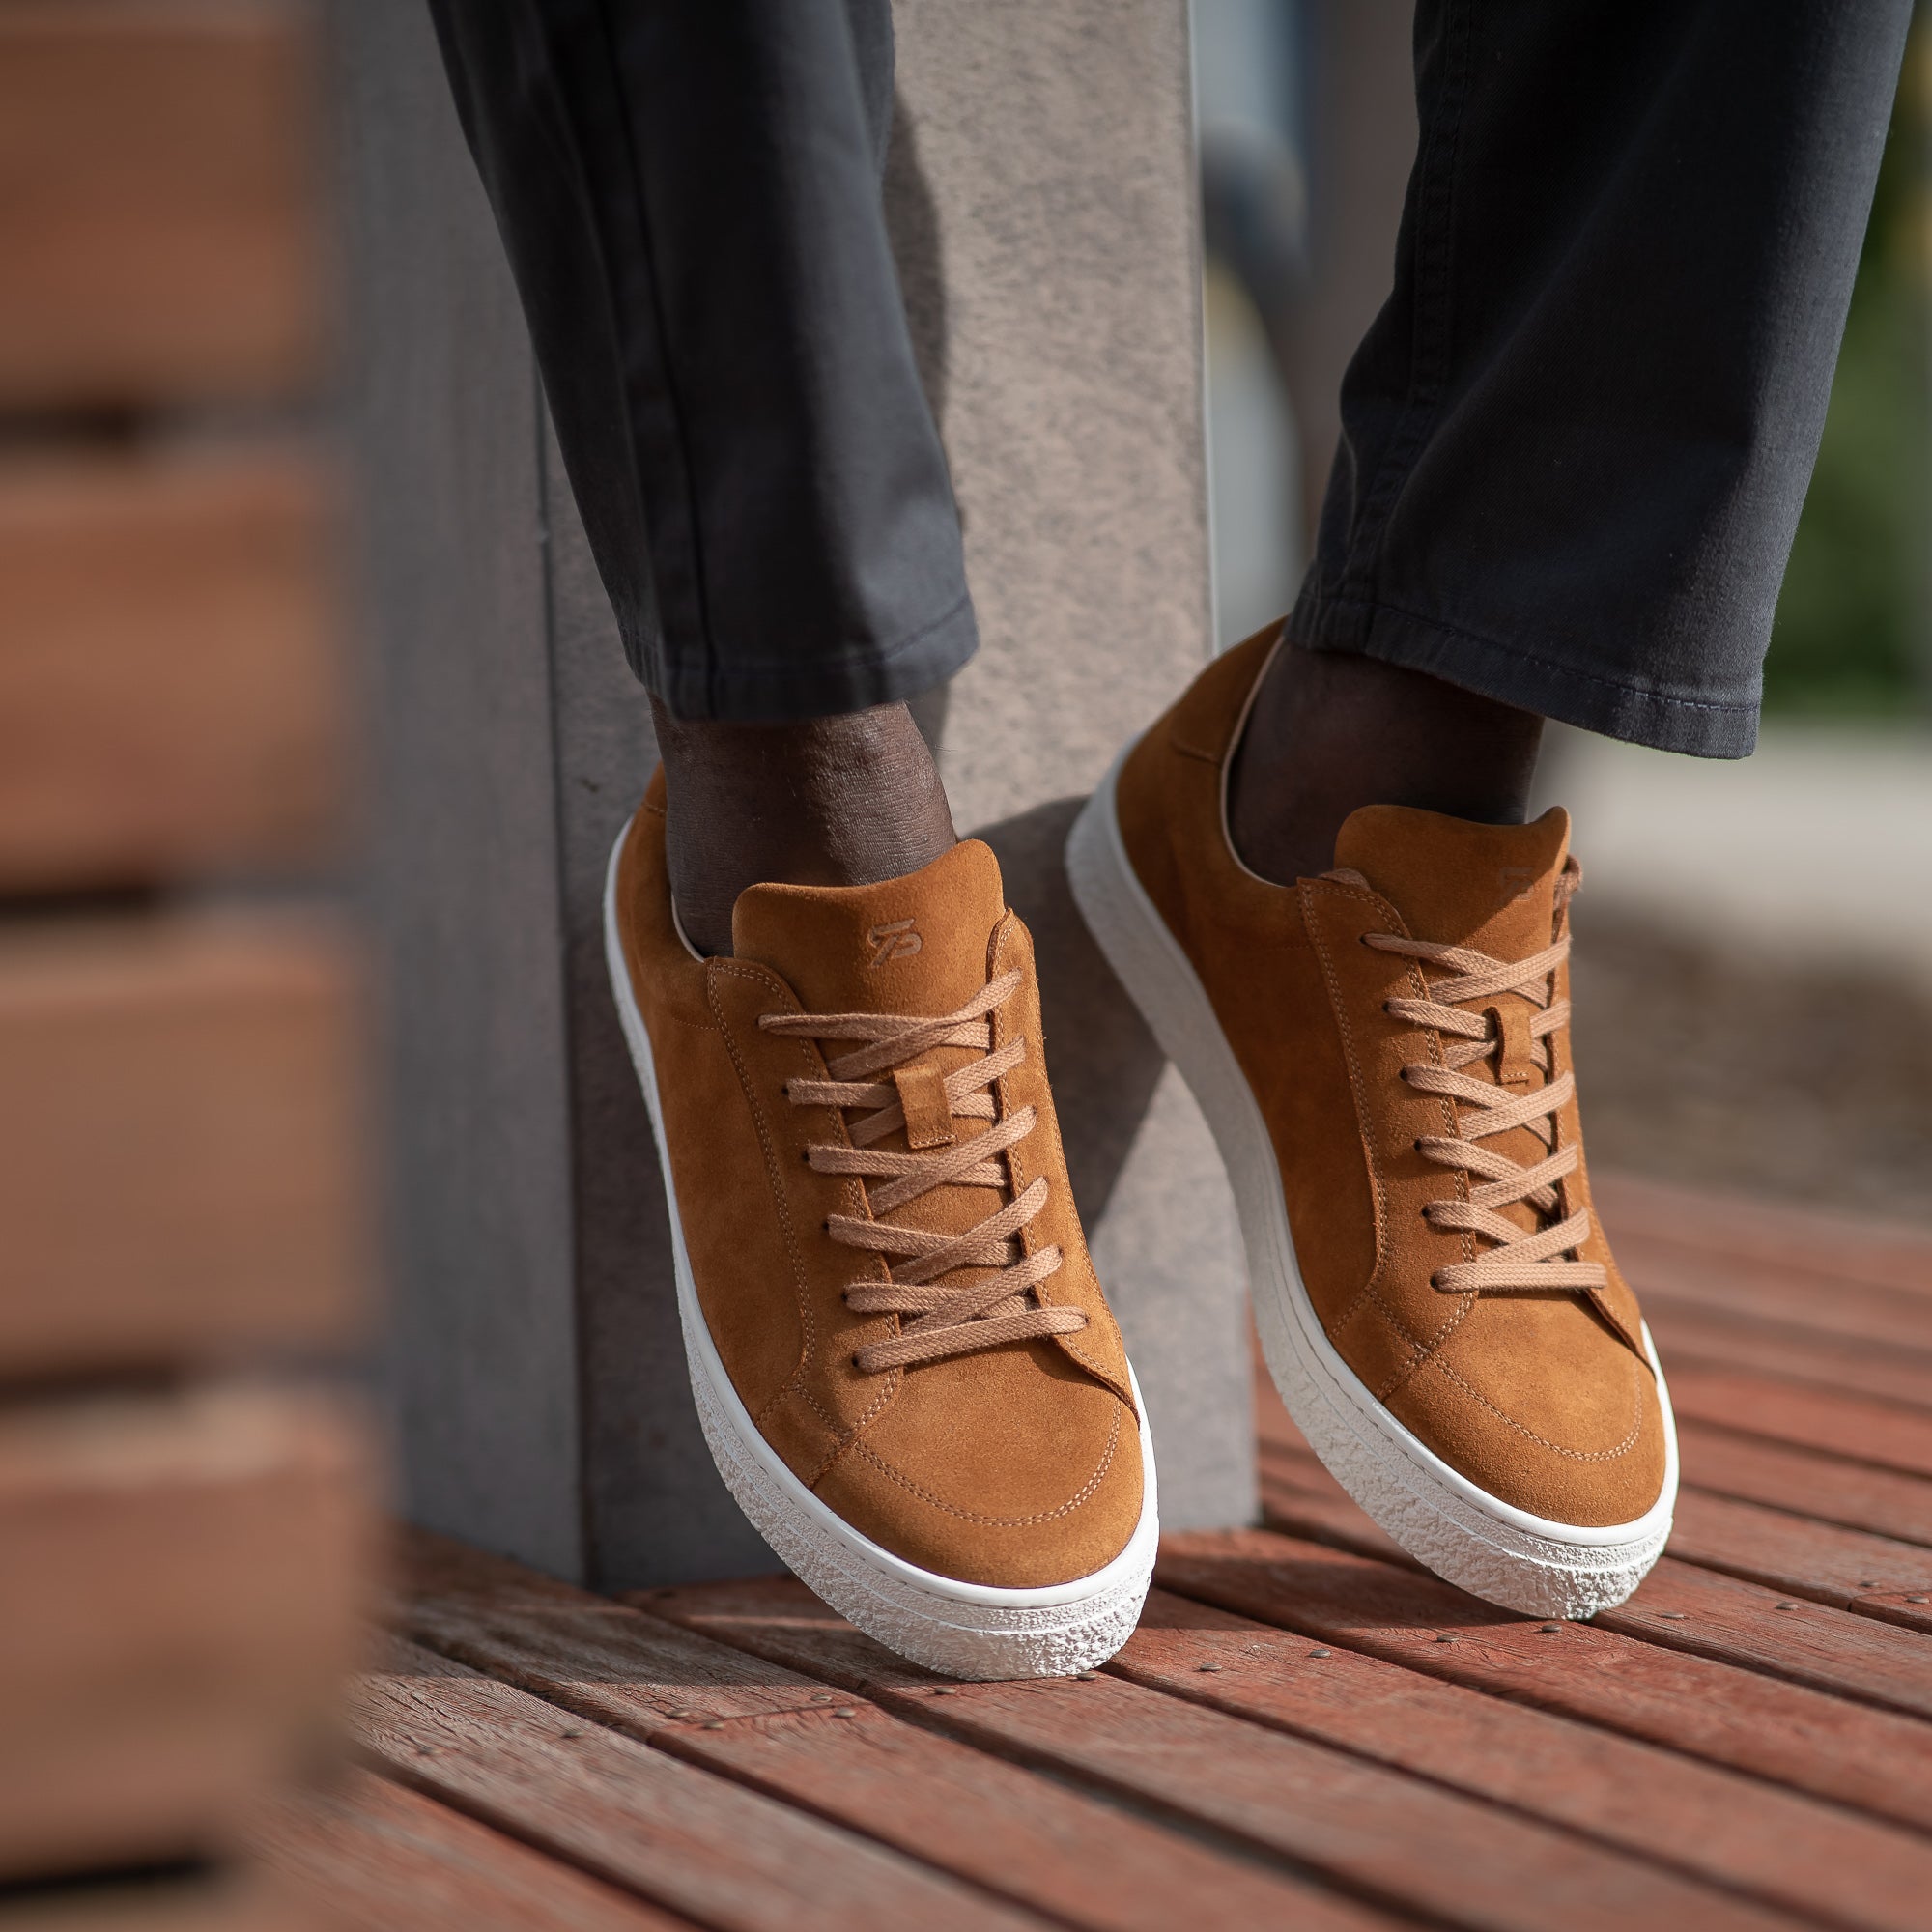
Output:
top-left (974, 798), bottom-right (1165, 1226)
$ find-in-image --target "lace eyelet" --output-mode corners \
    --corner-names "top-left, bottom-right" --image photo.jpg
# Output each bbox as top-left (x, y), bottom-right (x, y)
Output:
top-left (1429, 1271), bottom-right (1446, 1291)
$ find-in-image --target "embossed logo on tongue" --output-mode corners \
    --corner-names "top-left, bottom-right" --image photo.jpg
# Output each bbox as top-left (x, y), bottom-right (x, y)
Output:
top-left (730, 838), bottom-right (1007, 1016)
top-left (867, 918), bottom-right (923, 967)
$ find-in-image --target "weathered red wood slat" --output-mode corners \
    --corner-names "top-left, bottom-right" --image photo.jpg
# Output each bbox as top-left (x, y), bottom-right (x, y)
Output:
top-left (1623, 1244), bottom-right (1932, 1352)
top-left (1643, 1297), bottom-right (1932, 1412)
top-left (393, 1531), bottom-right (1375, 1932)
top-left (1612, 1237), bottom-right (1932, 1352)
top-left (1155, 1527), bottom-right (1932, 1835)
top-left (254, 1766), bottom-right (695, 1932)
top-left (1598, 1558), bottom-right (1932, 1720)
top-left (1259, 1363), bottom-right (1932, 1649)
top-left (1595, 1172), bottom-right (1932, 1300)
top-left (352, 1636), bottom-right (1048, 1932)
top-left (1855, 1594), bottom-right (1932, 1636)
top-left (1678, 1422), bottom-right (1932, 1547)
top-left (1666, 1489), bottom-right (1932, 1604)
top-left (640, 1577), bottom-right (1794, 1932)
top-left (1666, 1370), bottom-right (1932, 1478)
top-left (1120, 1589), bottom-right (1932, 1932)
top-left (1254, 1310), bottom-right (1932, 1554)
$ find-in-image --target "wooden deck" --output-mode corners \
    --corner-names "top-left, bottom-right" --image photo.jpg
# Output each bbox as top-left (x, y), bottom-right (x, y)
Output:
top-left (261, 1173), bottom-right (1932, 1931)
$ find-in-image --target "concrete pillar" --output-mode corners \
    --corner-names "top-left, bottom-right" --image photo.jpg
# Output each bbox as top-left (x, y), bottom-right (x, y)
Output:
top-left (341, 0), bottom-right (1253, 1592)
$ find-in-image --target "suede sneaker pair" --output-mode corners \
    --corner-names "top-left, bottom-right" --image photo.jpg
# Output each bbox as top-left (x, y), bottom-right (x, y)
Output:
top-left (603, 628), bottom-right (1676, 1679)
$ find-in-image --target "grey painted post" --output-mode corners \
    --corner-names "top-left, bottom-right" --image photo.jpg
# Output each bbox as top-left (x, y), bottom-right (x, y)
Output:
top-left (343, 0), bottom-right (1253, 1592)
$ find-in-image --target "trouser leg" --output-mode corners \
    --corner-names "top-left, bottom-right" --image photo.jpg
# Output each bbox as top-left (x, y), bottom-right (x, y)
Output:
top-left (1291, 0), bottom-right (1913, 756)
top-left (426, 0), bottom-right (976, 721)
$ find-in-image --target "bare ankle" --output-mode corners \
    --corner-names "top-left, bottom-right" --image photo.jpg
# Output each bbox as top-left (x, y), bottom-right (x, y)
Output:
top-left (1228, 639), bottom-right (1545, 888)
top-left (650, 697), bottom-right (957, 956)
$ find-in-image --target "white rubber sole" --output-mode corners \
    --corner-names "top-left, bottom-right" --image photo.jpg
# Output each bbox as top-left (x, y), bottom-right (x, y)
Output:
top-left (1065, 748), bottom-right (1676, 1619)
top-left (602, 828), bottom-right (1158, 1679)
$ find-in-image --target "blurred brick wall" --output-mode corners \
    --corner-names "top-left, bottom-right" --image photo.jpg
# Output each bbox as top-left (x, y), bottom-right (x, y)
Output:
top-left (0, 4), bottom-right (373, 1921)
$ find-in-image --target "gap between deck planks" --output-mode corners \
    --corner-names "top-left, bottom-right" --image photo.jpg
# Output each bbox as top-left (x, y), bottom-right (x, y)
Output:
top-left (384, 1531), bottom-right (1788, 1932)
top-left (301, 1178), bottom-right (1932, 1932)
top-left (378, 1529), bottom-right (1386, 1932)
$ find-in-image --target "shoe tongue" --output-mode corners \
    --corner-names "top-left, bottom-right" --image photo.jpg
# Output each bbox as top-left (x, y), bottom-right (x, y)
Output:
top-left (1333, 805), bottom-right (1572, 955)
top-left (730, 839), bottom-right (1007, 1015)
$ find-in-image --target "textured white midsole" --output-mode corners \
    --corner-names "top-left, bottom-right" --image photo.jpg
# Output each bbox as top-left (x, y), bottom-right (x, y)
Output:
top-left (602, 826), bottom-right (1158, 1677)
top-left (1065, 748), bottom-right (1676, 1618)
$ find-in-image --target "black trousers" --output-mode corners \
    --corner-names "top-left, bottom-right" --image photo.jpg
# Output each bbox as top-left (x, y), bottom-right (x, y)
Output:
top-left (430, 1), bottom-right (1910, 754)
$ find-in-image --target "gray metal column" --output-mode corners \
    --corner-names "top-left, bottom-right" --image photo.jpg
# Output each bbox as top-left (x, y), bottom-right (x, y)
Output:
top-left (343, 0), bottom-right (1253, 1593)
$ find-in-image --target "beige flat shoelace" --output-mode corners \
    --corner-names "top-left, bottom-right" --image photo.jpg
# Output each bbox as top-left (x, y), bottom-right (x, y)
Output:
top-left (758, 969), bottom-right (1088, 1373)
top-left (1342, 863), bottom-right (1606, 1298)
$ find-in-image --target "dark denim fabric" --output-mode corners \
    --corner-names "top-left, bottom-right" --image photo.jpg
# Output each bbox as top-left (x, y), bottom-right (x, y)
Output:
top-left (427, 0), bottom-right (975, 721)
top-left (1293, 0), bottom-right (1913, 755)
top-left (433, 0), bottom-right (1908, 747)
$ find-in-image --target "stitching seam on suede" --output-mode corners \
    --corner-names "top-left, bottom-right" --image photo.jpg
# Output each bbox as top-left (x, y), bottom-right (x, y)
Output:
top-left (707, 964), bottom-right (834, 1433)
top-left (847, 1406), bottom-right (1122, 1527)
top-left (1430, 1354), bottom-right (1646, 1463)
top-left (714, 965), bottom-right (903, 1449)
top-left (1307, 885), bottom-right (1404, 1340)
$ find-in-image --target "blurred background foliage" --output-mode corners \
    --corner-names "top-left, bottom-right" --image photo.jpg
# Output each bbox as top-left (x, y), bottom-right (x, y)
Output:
top-left (1765, 14), bottom-right (1932, 718)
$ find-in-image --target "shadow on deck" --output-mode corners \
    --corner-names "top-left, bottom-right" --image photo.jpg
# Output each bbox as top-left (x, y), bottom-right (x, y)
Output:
top-left (261, 1172), bottom-right (1932, 1932)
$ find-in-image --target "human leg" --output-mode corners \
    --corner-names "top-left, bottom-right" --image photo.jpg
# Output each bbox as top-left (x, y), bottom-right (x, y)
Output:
top-left (1079, 0), bottom-right (1911, 1613)
top-left (428, 0), bottom-right (966, 952)
top-left (428, 0), bottom-right (1153, 1670)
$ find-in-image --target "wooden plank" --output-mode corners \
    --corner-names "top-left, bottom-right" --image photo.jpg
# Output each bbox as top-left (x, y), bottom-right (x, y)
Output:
top-left (0, 916), bottom-right (366, 1375)
top-left (1597, 1558), bottom-right (1932, 1721)
top-left (1155, 1526), bottom-right (1932, 1835)
top-left (1644, 1295), bottom-right (1932, 1412)
top-left (254, 1767), bottom-right (694, 1932)
top-left (0, 1382), bottom-right (369, 1883)
top-left (1119, 1588), bottom-right (1932, 1932)
top-left (1856, 1594), bottom-right (1932, 1637)
top-left (1263, 1360), bottom-right (1932, 1561)
top-left (0, 2), bottom-right (321, 407)
top-left (1679, 1421), bottom-right (1932, 1546)
top-left (1666, 1489), bottom-right (1932, 1605)
top-left (641, 1577), bottom-right (1793, 1932)
top-left (1596, 1170), bottom-right (1932, 1299)
top-left (392, 1530), bottom-right (1382, 1932)
top-left (0, 452), bottom-right (343, 892)
top-left (0, 1867), bottom-right (312, 1932)
top-left (1666, 1369), bottom-right (1932, 1478)
top-left (1267, 1428), bottom-right (1932, 1651)
top-left (1619, 1238), bottom-right (1932, 1355)
top-left (1259, 1365), bottom-right (1932, 1642)
top-left (353, 1637), bottom-right (1050, 1932)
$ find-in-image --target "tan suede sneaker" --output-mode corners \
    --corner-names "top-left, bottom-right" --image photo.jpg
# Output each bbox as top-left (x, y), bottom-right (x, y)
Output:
top-left (1067, 627), bottom-right (1675, 1617)
top-left (604, 774), bottom-right (1154, 1677)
